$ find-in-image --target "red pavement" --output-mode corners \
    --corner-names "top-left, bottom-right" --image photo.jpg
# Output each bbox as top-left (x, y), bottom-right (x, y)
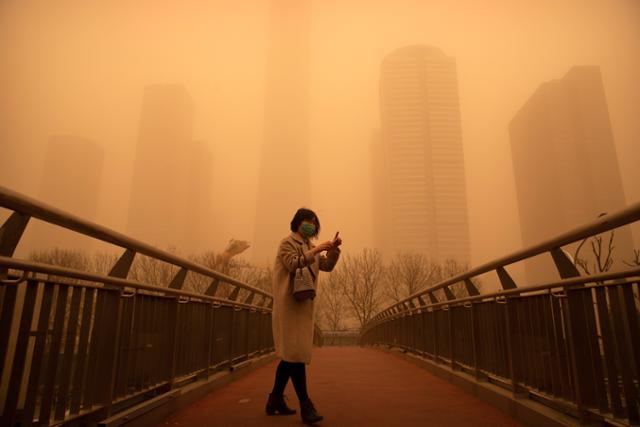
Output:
top-left (156, 347), bottom-right (523, 427)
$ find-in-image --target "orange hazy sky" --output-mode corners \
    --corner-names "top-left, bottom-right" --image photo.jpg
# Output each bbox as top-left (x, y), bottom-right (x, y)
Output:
top-left (1, 0), bottom-right (638, 273)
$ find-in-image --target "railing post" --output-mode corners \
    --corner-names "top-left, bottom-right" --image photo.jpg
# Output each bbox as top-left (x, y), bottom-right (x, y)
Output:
top-left (433, 309), bottom-right (439, 363)
top-left (564, 286), bottom-right (601, 424)
top-left (228, 306), bottom-right (237, 369)
top-left (469, 303), bottom-right (483, 381)
top-left (205, 301), bottom-right (215, 378)
top-left (449, 306), bottom-right (456, 370)
top-left (168, 297), bottom-right (181, 387)
top-left (103, 290), bottom-right (125, 416)
top-left (503, 297), bottom-right (525, 398)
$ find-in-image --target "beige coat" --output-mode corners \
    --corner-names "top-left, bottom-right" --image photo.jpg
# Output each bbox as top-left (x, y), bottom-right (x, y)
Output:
top-left (271, 233), bottom-right (340, 364)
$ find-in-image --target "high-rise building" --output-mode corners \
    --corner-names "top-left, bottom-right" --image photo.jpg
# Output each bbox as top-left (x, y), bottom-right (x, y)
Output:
top-left (127, 84), bottom-right (195, 251)
top-left (375, 45), bottom-right (470, 264)
top-left (510, 66), bottom-right (634, 283)
top-left (27, 135), bottom-right (104, 252)
top-left (253, 0), bottom-right (311, 263)
top-left (185, 141), bottom-right (216, 254)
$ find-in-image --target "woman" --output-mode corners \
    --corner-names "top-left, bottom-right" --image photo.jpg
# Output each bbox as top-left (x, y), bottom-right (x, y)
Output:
top-left (266, 208), bottom-right (342, 425)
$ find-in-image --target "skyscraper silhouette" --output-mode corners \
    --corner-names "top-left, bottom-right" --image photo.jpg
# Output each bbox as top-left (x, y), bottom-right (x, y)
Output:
top-left (253, 0), bottom-right (311, 263)
top-left (510, 66), bottom-right (634, 283)
top-left (185, 141), bottom-right (216, 254)
top-left (375, 46), bottom-right (470, 264)
top-left (127, 84), bottom-right (195, 251)
top-left (29, 135), bottom-right (103, 252)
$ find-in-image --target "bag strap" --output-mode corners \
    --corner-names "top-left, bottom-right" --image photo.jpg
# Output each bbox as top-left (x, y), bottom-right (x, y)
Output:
top-left (305, 264), bottom-right (316, 281)
top-left (290, 239), bottom-right (317, 281)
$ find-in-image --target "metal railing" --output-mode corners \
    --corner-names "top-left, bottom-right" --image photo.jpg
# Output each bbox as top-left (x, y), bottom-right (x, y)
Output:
top-left (0, 186), bottom-right (275, 426)
top-left (361, 202), bottom-right (640, 426)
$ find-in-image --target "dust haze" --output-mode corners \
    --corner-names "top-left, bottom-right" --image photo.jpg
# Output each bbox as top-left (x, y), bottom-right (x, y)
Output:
top-left (1, 0), bottom-right (639, 281)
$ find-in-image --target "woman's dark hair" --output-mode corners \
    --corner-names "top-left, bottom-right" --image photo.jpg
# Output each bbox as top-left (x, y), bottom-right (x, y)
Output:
top-left (290, 208), bottom-right (320, 237)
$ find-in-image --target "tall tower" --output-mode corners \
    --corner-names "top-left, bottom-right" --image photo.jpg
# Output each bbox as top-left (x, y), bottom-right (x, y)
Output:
top-left (127, 84), bottom-right (195, 251)
top-left (510, 66), bottom-right (634, 283)
top-left (253, 0), bottom-right (311, 263)
top-left (185, 141), bottom-right (216, 255)
top-left (28, 135), bottom-right (104, 252)
top-left (376, 45), bottom-right (470, 264)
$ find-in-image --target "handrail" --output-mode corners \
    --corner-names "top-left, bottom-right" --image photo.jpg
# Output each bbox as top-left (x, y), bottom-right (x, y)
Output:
top-left (374, 267), bottom-right (640, 322)
top-left (368, 200), bottom-right (640, 325)
top-left (0, 185), bottom-right (271, 300)
top-left (0, 256), bottom-right (267, 311)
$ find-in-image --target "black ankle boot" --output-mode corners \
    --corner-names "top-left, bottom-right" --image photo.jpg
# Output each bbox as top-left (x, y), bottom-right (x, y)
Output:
top-left (265, 393), bottom-right (296, 415)
top-left (300, 398), bottom-right (323, 424)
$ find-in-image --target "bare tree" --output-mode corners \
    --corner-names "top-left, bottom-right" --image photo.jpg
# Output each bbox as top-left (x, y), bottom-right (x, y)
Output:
top-left (129, 248), bottom-right (180, 288)
top-left (316, 268), bottom-right (347, 332)
top-left (384, 252), bottom-right (440, 303)
top-left (30, 248), bottom-right (91, 283)
top-left (440, 258), bottom-right (477, 299)
top-left (187, 248), bottom-right (269, 300)
top-left (623, 249), bottom-right (640, 267)
top-left (186, 251), bottom-right (218, 294)
top-left (622, 248), bottom-right (640, 307)
top-left (30, 247), bottom-right (91, 271)
top-left (93, 252), bottom-right (119, 275)
top-left (186, 239), bottom-right (252, 297)
top-left (574, 231), bottom-right (615, 274)
top-left (340, 248), bottom-right (386, 328)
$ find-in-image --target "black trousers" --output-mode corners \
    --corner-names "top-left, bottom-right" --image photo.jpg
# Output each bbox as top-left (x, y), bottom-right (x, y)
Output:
top-left (271, 360), bottom-right (309, 403)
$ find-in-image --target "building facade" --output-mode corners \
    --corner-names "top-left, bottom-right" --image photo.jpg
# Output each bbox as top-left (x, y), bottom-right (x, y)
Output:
top-left (510, 66), bottom-right (633, 283)
top-left (27, 135), bottom-right (104, 253)
top-left (253, 0), bottom-right (311, 263)
top-left (127, 84), bottom-right (196, 252)
top-left (375, 45), bottom-right (470, 264)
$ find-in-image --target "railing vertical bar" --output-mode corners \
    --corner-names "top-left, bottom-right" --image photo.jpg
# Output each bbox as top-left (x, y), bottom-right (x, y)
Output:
top-left (581, 287), bottom-right (608, 412)
top-left (551, 293), bottom-right (572, 401)
top-left (609, 285), bottom-right (639, 424)
top-left (69, 287), bottom-right (95, 415)
top-left (22, 282), bottom-right (54, 427)
top-left (620, 284), bottom-right (640, 397)
top-left (538, 295), bottom-right (554, 395)
top-left (594, 286), bottom-right (622, 417)
top-left (103, 290), bottom-right (125, 415)
top-left (116, 295), bottom-right (133, 396)
top-left (564, 287), bottom-right (598, 422)
top-left (160, 298), bottom-right (172, 384)
top-left (206, 302), bottom-right (214, 374)
top-left (168, 300), bottom-right (180, 386)
top-left (132, 294), bottom-right (143, 392)
top-left (528, 297), bottom-right (542, 391)
top-left (0, 284), bottom-right (18, 383)
top-left (504, 298), bottom-right (522, 396)
top-left (54, 286), bottom-right (82, 420)
top-left (84, 289), bottom-right (106, 409)
top-left (432, 309), bottom-right (438, 362)
top-left (1, 281), bottom-right (37, 427)
top-left (449, 307), bottom-right (455, 369)
top-left (228, 307), bottom-right (236, 368)
top-left (149, 296), bottom-right (161, 385)
top-left (39, 285), bottom-right (68, 426)
top-left (489, 302), bottom-right (498, 376)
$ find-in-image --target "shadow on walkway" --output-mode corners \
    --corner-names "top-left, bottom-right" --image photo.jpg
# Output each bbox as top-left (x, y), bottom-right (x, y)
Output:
top-left (156, 347), bottom-right (522, 426)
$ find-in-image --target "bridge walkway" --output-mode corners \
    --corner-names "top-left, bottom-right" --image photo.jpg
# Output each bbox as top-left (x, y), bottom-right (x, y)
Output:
top-left (155, 347), bottom-right (522, 427)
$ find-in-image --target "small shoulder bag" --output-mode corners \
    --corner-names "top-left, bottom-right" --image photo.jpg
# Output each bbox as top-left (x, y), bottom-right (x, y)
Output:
top-left (290, 243), bottom-right (317, 301)
top-left (291, 265), bottom-right (317, 301)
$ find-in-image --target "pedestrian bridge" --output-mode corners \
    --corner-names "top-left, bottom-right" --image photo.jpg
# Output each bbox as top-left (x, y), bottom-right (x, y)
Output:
top-left (1, 186), bottom-right (639, 427)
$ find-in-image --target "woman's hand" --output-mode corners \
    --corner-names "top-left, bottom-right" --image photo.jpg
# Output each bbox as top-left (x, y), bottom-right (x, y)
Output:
top-left (313, 241), bottom-right (334, 254)
top-left (303, 241), bottom-right (333, 259)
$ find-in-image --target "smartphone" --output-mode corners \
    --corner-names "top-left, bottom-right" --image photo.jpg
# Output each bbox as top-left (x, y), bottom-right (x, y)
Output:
top-left (333, 231), bottom-right (340, 241)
